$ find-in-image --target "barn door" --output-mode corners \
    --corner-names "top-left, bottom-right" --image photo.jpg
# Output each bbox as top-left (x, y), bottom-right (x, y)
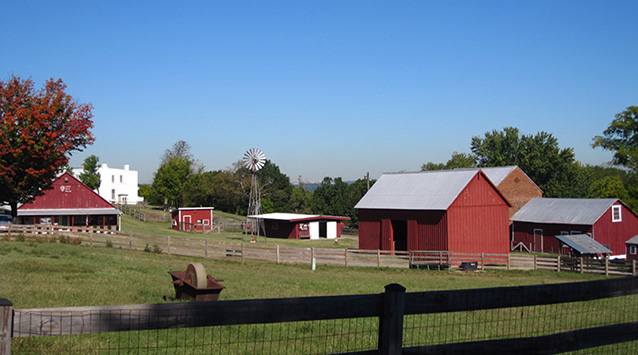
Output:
top-left (391, 220), bottom-right (408, 251)
top-left (533, 229), bottom-right (543, 252)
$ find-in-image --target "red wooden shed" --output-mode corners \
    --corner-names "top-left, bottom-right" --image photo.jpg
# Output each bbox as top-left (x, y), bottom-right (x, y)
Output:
top-left (355, 170), bottom-right (510, 254)
top-left (511, 198), bottom-right (638, 256)
top-left (250, 213), bottom-right (350, 239)
top-left (172, 207), bottom-right (214, 232)
top-left (17, 172), bottom-right (122, 229)
top-left (626, 235), bottom-right (638, 262)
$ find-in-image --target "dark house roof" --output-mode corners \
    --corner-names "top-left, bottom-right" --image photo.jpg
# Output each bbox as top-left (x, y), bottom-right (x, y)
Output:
top-left (555, 234), bottom-right (613, 254)
top-left (626, 235), bottom-right (638, 245)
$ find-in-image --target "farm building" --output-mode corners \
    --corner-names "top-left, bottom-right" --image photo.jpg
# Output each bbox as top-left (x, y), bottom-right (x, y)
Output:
top-left (172, 207), bottom-right (214, 232)
top-left (510, 198), bottom-right (638, 256)
top-left (554, 234), bottom-right (613, 257)
top-left (355, 170), bottom-right (510, 254)
top-left (625, 236), bottom-right (638, 262)
top-left (250, 213), bottom-right (350, 239)
top-left (456, 166), bottom-right (543, 217)
top-left (17, 172), bottom-right (122, 229)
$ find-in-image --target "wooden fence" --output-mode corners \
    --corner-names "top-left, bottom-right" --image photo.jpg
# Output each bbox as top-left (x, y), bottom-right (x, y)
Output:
top-left (3, 224), bottom-right (638, 276)
top-left (3, 277), bottom-right (638, 353)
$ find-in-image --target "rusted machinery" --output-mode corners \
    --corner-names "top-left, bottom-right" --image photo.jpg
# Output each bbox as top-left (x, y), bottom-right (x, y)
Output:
top-left (167, 263), bottom-right (226, 301)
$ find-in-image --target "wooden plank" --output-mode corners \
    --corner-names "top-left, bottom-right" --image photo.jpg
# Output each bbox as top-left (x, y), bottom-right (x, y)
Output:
top-left (405, 321), bottom-right (638, 355)
top-left (404, 276), bottom-right (638, 315)
top-left (13, 294), bottom-right (382, 337)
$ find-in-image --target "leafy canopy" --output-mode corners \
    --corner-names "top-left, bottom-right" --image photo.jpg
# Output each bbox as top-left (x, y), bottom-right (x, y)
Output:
top-left (0, 76), bottom-right (94, 216)
top-left (592, 106), bottom-right (638, 172)
top-left (79, 155), bottom-right (101, 191)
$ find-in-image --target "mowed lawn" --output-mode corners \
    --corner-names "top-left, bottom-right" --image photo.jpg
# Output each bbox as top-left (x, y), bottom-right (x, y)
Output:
top-left (0, 239), bottom-right (607, 309)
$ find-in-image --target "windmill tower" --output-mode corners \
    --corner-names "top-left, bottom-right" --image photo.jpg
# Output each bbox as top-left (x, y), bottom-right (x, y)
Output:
top-left (243, 148), bottom-right (266, 241)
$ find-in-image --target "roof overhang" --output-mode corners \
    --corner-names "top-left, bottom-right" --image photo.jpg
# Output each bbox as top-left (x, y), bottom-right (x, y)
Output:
top-left (555, 234), bottom-right (613, 255)
top-left (17, 208), bottom-right (122, 216)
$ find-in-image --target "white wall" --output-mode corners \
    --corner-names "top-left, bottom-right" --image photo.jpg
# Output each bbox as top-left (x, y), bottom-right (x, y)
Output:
top-left (75, 164), bottom-right (142, 205)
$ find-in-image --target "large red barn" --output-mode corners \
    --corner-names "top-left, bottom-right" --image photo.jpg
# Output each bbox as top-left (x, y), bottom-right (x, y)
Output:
top-left (355, 170), bottom-right (510, 254)
top-left (17, 172), bottom-right (122, 229)
top-left (511, 198), bottom-right (638, 256)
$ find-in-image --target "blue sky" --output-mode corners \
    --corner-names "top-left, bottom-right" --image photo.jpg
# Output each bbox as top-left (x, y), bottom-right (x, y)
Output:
top-left (2, 1), bottom-right (637, 183)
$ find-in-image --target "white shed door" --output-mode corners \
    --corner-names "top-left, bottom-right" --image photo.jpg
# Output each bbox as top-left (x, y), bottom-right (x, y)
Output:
top-left (327, 221), bottom-right (337, 239)
top-left (309, 222), bottom-right (319, 240)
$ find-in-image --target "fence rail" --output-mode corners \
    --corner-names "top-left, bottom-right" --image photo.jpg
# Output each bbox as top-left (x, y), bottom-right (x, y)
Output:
top-left (3, 224), bottom-right (638, 276)
top-left (3, 277), bottom-right (638, 353)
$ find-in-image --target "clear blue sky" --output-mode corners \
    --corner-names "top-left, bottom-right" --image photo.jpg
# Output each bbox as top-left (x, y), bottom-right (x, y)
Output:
top-left (2, 1), bottom-right (636, 184)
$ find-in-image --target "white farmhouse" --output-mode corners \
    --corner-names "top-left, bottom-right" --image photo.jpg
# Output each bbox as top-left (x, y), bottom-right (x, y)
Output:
top-left (75, 164), bottom-right (142, 205)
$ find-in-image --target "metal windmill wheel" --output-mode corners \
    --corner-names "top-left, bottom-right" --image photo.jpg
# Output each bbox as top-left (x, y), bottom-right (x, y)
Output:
top-left (243, 148), bottom-right (266, 241)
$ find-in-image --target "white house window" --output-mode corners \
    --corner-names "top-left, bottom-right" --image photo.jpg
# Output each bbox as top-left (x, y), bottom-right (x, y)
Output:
top-left (111, 189), bottom-right (116, 200)
top-left (120, 175), bottom-right (123, 183)
top-left (612, 205), bottom-right (622, 222)
top-left (111, 175), bottom-right (115, 183)
top-left (630, 245), bottom-right (637, 255)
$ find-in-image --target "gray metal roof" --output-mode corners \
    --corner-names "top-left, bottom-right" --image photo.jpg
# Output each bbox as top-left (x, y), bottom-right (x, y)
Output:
top-left (354, 170), bottom-right (479, 210)
top-left (555, 234), bottom-right (613, 254)
top-left (510, 198), bottom-right (618, 225)
top-left (17, 208), bottom-right (122, 216)
top-left (626, 235), bottom-right (638, 245)
top-left (454, 166), bottom-right (517, 185)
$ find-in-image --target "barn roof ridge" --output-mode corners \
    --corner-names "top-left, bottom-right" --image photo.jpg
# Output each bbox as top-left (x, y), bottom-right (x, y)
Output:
top-left (510, 198), bottom-right (624, 225)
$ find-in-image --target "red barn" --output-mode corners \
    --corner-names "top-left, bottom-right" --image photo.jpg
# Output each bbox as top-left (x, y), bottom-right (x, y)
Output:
top-left (511, 198), bottom-right (638, 256)
top-left (251, 213), bottom-right (350, 239)
top-left (355, 170), bottom-right (510, 254)
top-left (172, 207), bottom-right (214, 232)
top-left (17, 172), bottom-right (122, 229)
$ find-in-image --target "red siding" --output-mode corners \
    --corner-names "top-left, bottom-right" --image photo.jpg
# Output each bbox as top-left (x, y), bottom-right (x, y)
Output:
top-left (628, 243), bottom-right (638, 262)
top-left (172, 208), bottom-right (213, 231)
top-left (512, 203), bottom-right (638, 255)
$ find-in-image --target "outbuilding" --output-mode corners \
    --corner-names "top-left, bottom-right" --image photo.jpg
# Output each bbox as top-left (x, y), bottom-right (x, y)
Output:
top-left (511, 198), bottom-right (638, 256)
top-left (250, 213), bottom-right (350, 239)
top-left (626, 235), bottom-right (638, 262)
top-left (172, 207), bottom-right (214, 232)
top-left (17, 172), bottom-right (122, 230)
top-left (355, 170), bottom-right (510, 254)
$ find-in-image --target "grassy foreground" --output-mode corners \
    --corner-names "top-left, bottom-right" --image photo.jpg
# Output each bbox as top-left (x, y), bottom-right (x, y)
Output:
top-left (0, 239), bottom-right (607, 309)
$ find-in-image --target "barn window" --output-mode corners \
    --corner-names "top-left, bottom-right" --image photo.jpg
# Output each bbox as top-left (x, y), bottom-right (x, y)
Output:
top-left (630, 246), bottom-right (637, 255)
top-left (612, 205), bottom-right (622, 222)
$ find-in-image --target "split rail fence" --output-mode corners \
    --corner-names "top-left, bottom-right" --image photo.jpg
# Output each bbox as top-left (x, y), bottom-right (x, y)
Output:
top-left (3, 277), bottom-right (638, 353)
top-left (3, 224), bottom-right (637, 276)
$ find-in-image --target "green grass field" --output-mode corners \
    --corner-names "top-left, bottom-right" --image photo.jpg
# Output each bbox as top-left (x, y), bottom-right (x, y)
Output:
top-left (0, 239), bottom-right (605, 309)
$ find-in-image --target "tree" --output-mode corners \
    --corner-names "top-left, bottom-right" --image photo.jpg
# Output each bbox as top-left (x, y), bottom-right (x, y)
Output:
top-left (592, 106), bottom-right (638, 172)
top-left (79, 155), bottom-right (101, 191)
top-left (257, 160), bottom-right (292, 213)
top-left (0, 76), bottom-right (94, 217)
top-left (471, 127), bottom-right (589, 197)
top-left (161, 140), bottom-right (193, 164)
top-left (149, 155), bottom-right (195, 208)
top-left (311, 177), bottom-right (350, 217)
top-left (421, 151), bottom-right (476, 171)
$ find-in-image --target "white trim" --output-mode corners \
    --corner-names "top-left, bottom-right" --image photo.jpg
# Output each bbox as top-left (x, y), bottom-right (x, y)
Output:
top-left (612, 205), bottom-right (622, 222)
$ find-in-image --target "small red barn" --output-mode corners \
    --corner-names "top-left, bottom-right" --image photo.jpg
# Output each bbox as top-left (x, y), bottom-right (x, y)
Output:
top-left (251, 213), bottom-right (350, 239)
top-left (172, 207), bottom-right (214, 232)
top-left (511, 198), bottom-right (638, 256)
top-left (17, 172), bottom-right (122, 229)
top-left (626, 235), bottom-right (638, 262)
top-left (355, 170), bottom-right (510, 254)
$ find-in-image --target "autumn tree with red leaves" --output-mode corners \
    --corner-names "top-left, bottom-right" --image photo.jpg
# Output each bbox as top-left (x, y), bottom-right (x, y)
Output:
top-left (0, 76), bottom-right (94, 217)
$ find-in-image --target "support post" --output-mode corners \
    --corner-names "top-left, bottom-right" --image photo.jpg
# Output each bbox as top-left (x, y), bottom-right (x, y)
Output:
top-left (89, 226), bottom-right (93, 247)
top-left (533, 254), bottom-right (537, 270)
top-left (276, 245), bottom-right (280, 264)
top-left (241, 243), bottom-right (245, 263)
top-left (167, 236), bottom-right (171, 255)
top-left (377, 249), bottom-right (381, 268)
top-left (311, 247), bottom-right (316, 268)
top-left (557, 255), bottom-right (561, 272)
top-left (580, 257), bottom-right (584, 274)
top-left (605, 257), bottom-right (609, 277)
top-left (0, 298), bottom-right (12, 355)
top-left (507, 254), bottom-right (510, 271)
top-left (481, 253), bottom-right (485, 270)
top-left (345, 248), bottom-right (349, 267)
top-left (634, 260), bottom-right (637, 276)
top-left (378, 284), bottom-right (406, 355)
top-left (205, 240), bottom-right (208, 258)
top-left (129, 232), bottom-right (132, 249)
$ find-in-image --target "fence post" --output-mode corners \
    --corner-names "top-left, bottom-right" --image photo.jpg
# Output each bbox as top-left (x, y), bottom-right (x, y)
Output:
top-left (241, 243), bottom-right (245, 263)
top-left (580, 257), bottom-right (584, 274)
top-left (345, 248), bottom-right (349, 267)
top-left (481, 253), bottom-right (485, 270)
top-left (167, 236), bottom-right (171, 255)
top-left (378, 284), bottom-right (406, 354)
top-left (507, 254), bottom-right (510, 271)
top-left (634, 260), bottom-right (637, 276)
top-left (534, 254), bottom-right (537, 270)
top-left (605, 257), bottom-right (609, 277)
top-left (89, 226), bottom-right (93, 247)
top-left (0, 298), bottom-right (12, 355)
top-left (276, 245), bottom-right (280, 264)
top-left (377, 250), bottom-right (381, 268)
top-left (557, 255), bottom-right (561, 272)
top-left (205, 240), bottom-right (208, 258)
top-left (129, 232), bottom-right (132, 249)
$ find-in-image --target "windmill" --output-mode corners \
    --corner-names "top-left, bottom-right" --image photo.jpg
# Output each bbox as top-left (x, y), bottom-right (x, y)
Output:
top-left (243, 148), bottom-right (266, 242)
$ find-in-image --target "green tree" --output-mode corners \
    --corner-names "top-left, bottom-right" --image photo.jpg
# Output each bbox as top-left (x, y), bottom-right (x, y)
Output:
top-left (138, 184), bottom-right (152, 200)
top-left (311, 177), bottom-right (350, 217)
top-left (592, 106), bottom-right (638, 172)
top-left (0, 76), bottom-right (94, 216)
top-left (257, 160), bottom-right (292, 213)
top-left (345, 178), bottom-right (375, 227)
top-left (149, 155), bottom-right (194, 208)
top-left (471, 127), bottom-right (589, 197)
top-left (79, 155), bottom-right (101, 191)
top-left (588, 175), bottom-right (628, 200)
top-left (421, 151), bottom-right (476, 171)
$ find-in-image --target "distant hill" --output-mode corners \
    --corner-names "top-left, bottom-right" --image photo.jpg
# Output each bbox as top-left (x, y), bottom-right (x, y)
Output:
top-left (293, 181), bottom-right (355, 192)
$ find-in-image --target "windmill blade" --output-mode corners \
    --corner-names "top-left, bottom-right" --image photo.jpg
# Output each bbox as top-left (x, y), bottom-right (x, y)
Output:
top-left (243, 148), bottom-right (266, 172)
